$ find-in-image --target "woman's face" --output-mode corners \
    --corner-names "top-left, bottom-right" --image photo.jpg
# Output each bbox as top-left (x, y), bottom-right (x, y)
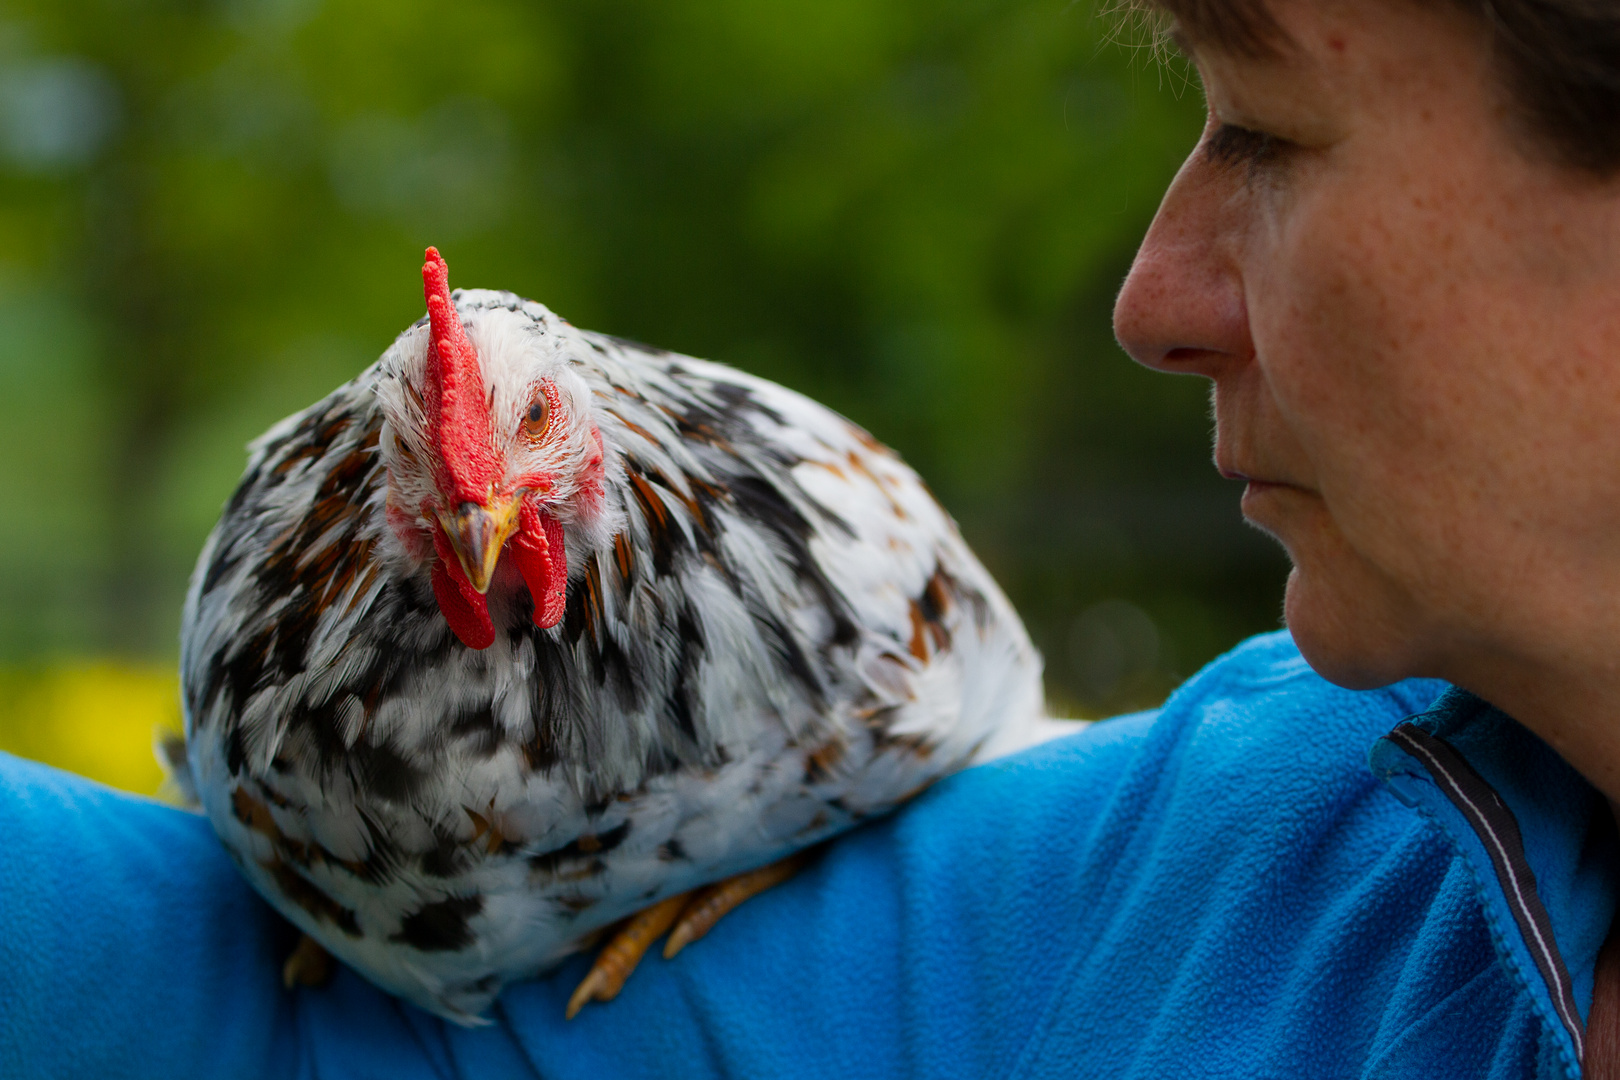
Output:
top-left (1114, 0), bottom-right (1620, 696)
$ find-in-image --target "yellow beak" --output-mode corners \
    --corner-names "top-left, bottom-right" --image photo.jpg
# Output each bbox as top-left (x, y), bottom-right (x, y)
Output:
top-left (437, 494), bottom-right (521, 594)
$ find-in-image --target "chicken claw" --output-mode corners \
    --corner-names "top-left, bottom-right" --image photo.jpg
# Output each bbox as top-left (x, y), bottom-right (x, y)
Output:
top-left (663, 853), bottom-right (810, 959)
top-left (283, 933), bottom-right (334, 990)
top-left (566, 852), bottom-right (811, 1018)
top-left (566, 893), bottom-right (688, 1019)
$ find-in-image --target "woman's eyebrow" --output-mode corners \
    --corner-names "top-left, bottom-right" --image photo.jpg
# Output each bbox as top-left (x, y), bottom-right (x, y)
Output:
top-left (1158, 5), bottom-right (1297, 62)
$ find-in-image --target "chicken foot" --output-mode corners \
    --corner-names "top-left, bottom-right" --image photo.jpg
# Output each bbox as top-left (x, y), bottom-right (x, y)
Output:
top-left (283, 932), bottom-right (334, 989)
top-left (565, 852), bottom-right (810, 1019)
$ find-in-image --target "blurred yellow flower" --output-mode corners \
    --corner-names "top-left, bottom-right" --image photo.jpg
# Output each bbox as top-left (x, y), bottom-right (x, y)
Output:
top-left (0, 663), bottom-right (181, 796)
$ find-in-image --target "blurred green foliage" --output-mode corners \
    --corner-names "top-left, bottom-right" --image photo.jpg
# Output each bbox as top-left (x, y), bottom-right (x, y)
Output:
top-left (0, 0), bottom-right (1286, 718)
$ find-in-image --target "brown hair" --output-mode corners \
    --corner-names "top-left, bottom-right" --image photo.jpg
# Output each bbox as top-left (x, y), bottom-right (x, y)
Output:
top-left (1137, 0), bottom-right (1620, 174)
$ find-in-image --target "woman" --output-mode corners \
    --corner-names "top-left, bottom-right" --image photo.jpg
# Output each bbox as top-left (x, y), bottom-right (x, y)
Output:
top-left (3, 1), bottom-right (1614, 1076)
top-left (1114, 0), bottom-right (1620, 1074)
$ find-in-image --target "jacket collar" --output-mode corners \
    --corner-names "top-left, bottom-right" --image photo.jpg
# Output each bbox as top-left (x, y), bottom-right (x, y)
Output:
top-left (1370, 688), bottom-right (1619, 1075)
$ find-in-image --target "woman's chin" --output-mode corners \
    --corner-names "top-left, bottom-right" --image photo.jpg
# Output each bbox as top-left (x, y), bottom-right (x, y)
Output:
top-left (1282, 565), bottom-right (1423, 691)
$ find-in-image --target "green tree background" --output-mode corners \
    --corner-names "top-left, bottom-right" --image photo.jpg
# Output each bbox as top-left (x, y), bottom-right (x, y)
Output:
top-left (0, 0), bottom-right (1286, 727)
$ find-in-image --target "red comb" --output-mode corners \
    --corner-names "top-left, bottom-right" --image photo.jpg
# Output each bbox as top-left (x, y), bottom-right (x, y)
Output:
top-left (422, 247), bottom-right (499, 504)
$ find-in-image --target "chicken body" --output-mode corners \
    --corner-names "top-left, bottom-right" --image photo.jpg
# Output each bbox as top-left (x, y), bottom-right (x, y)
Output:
top-left (180, 281), bottom-right (1047, 1024)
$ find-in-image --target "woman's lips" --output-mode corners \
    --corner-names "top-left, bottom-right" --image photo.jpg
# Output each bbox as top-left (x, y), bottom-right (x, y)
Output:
top-left (1219, 467), bottom-right (1304, 513)
top-left (1240, 480), bottom-right (1288, 510)
top-left (1218, 466), bottom-right (1293, 490)
top-left (1218, 466), bottom-right (1272, 484)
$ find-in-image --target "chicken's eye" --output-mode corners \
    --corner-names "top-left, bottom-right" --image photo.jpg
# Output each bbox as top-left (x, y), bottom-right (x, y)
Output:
top-left (524, 395), bottom-right (550, 440)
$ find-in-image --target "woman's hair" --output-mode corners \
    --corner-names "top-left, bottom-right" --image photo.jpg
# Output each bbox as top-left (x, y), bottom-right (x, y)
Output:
top-left (1140, 0), bottom-right (1620, 174)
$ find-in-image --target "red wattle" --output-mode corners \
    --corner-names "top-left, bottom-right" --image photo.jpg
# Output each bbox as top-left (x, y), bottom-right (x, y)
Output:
top-left (431, 528), bottom-right (495, 649)
top-left (510, 502), bottom-right (568, 629)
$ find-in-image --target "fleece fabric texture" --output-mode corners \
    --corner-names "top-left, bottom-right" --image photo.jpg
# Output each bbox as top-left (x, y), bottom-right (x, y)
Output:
top-left (0, 630), bottom-right (1605, 1078)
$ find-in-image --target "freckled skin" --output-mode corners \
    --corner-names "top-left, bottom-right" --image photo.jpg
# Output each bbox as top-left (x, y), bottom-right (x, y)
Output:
top-left (1113, 0), bottom-right (1620, 796)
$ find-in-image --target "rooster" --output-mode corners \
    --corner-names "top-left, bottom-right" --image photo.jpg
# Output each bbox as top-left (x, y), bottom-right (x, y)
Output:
top-left (177, 248), bottom-right (1053, 1024)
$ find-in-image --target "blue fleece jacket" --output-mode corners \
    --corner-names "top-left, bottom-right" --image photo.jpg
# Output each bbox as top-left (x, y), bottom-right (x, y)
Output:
top-left (1, 630), bottom-right (1612, 1078)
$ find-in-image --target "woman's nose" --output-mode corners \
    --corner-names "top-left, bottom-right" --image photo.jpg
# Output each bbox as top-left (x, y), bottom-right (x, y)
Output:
top-left (1113, 146), bottom-right (1253, 378)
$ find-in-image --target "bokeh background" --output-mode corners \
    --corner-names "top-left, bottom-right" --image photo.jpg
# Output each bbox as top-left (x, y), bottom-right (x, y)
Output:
top-left (0, 0), bottom-right (1287, 794)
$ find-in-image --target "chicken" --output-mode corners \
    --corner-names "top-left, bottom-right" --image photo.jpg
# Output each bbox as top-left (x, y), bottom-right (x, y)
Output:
top-left (176, 247), bottom-right (1052, 1024)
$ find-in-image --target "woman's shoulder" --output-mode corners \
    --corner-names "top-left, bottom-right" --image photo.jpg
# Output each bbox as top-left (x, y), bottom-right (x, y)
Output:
top-left (977, 629), bottom-right (1451, 814)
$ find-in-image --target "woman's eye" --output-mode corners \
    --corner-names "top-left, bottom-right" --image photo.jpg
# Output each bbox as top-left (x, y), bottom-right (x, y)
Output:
top-left (523, 394), bottom-right (550, 439)
top-left (1205, 122), bottom-right (1286, 170)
